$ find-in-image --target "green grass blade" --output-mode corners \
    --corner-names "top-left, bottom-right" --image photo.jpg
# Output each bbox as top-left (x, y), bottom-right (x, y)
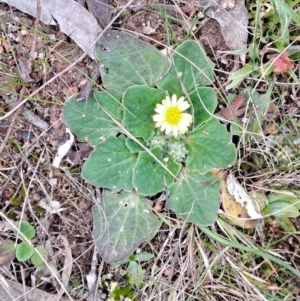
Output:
top-left (198, 225), bottom-right (300, 278)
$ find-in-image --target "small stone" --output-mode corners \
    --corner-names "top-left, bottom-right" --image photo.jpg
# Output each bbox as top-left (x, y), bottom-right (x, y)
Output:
top-left (49, 34), bottom-right (56, 41)
top-left (142, 26), bottom-right (156, 35)
top-left (20, 29), bottom-right (28, 35)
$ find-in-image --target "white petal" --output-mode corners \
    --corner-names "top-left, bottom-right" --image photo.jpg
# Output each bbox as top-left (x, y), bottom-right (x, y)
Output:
top-left (172, 126), bottom-right (179, 137)
top-left (177, 97), bottom-right (185, 108)
top-left (178, 124), bottom-right (188, 133)
top-left (171, 94), bottom-right (177, 105)
top-left (155, 104), bottom-right (166, 114)
top-left (164, 96), bottom-right (171, 107)
top-left (153, 114), bottom-right (165, 122)
top-left (152, 95), bottom-right (193, 137)
top-left (182, 113), bottom-right (193, 122)
top-left (165, 125), bottom-right (172, 135)
top-left (161, 122), bottom-right (168, 131)
top-left (179, 119), bottom-right (192, 127)
top-left (177, 96), bottom-right (185, 104)
top-left (178, 101), bottom-right (190, 111)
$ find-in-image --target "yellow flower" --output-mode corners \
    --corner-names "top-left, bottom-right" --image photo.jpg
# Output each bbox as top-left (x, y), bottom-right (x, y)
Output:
top-left (153, 94), bottom-right (193, 137)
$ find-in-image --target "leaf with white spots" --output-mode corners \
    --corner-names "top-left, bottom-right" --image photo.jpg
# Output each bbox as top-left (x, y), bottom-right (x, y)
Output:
top-left (157, 41), bottom-right (215, 95)
top-left (122, 86), bottom-right (166, 142)
top-left (133, 146), bottom-right (181, 196)
top-left (184, 118), bottom-right (237, 174)
top-left (83, 136), bottom-right (137, 192)
top-left (95, 30), bottom-right (170, 93)
top-left (167, 170), bottom-right (221, 226)
top-left (93, 190), bottom-right (161, 263)
top-left (63, 91), bottom-right (122, 147)
top-left (189, 87), bottom-right (218, 129)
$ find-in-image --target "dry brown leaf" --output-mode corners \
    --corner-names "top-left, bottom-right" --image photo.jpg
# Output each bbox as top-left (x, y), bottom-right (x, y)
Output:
top-left (0, 0), bottom-right (102, 59)
top-left (270, 52), bottom-right (293, 73)
top-left (205, 0), bottom-right (248, 51)
top-left (0, 279), bottom-right (70, 301)
top-left (56, 235), bottom-right (73, 301)
top-left (264, 122), bottom-right (278, 135)
top-left (218, 172), bottom-right (262, 229)
top-left (219, 95), bottom-right (247, 121)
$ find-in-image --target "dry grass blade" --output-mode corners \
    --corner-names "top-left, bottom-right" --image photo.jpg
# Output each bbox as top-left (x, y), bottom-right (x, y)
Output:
top-left (55, 235), bottom-right (73, 301)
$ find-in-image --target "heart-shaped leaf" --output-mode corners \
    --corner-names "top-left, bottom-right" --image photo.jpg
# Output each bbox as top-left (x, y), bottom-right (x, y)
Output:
top-left (93, 190), bottom-right (161, 263)
top-left (123, 86), bottom-right (166, 142)
top-left (83, 136), bottom-right (137, 191)
top-left (96, 30), bottom-right (170, 93)
top-left (167, 170), bottom-right (221, 226)
top-left (16, 242), bottom-right (34, 262)
top-left (63, 91), bottom-right (122, 147)
top-left (31, 246), bottom-right (47, 267)
top-left (125, 138), bottom-right (145, 153)
top-left (189, 87), bottom-right (218, 129)
top-left (185, 118), bottom-right (236, 174)
top-left (157, 40), bottom-right (214, 95)
top-left (15, 220), bottom-right (35, 241)
top-left (133, 146), bottom-right (182, 196)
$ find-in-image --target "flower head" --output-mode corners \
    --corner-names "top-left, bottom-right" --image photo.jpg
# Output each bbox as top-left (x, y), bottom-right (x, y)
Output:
top-left (153, 94), bottom-right (193, 137)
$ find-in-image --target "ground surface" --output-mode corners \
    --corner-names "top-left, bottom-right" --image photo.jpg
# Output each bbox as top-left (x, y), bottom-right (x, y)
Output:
top-left (0, 1), bottom-right (300, 301)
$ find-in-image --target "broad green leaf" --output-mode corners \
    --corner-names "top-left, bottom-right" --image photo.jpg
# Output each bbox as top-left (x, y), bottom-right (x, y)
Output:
top-left (83, 136), bottom-right (137, 192)
top-left (93, 90), bottom-right (123, 121)
top-left (167, 170), bottom-right (221, 226)
top-left (31, 246), bottom-right (47, 267)
top-left (133, 146), bottom-right (182, 196)
top-left (92, 190), bottom-right (161, 263)
top-left (123, 86), bottom-right (166, 142)
top-left (15, 220), bottom-right (35, 241)
top-left (189, 87), bottom-right (218, 129)
top-left (157, 41), bottom-right (214, 95)
top-left (95, 30), bottom-right (170, 93)
top-left (269, 190), bottom-right (300, 210)
top-left (63, 91), bottom-right (122, 147)
top-left (0, 240), bottom-right (15, 266)
top-left (16, 242), bottom-right (33, 262)
top-left (125, 138), bottom-right (145, 153)
top-left (185, 118), bottom-right (236, 174)
top-left (269, 201), bottom-right (299, 218)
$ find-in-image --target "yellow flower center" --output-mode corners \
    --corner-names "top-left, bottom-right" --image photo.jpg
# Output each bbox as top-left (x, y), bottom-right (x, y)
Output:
top-left (165, 107), bottom-right (182, 125)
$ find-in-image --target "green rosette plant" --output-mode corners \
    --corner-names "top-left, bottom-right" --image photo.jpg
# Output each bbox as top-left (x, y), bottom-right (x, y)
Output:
top-left (63, 31), bottom-right (237, 263)
top-left (0, 221), bottom-right (47, 268)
